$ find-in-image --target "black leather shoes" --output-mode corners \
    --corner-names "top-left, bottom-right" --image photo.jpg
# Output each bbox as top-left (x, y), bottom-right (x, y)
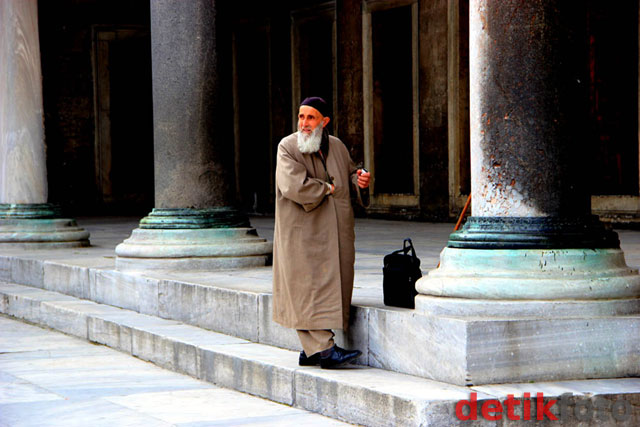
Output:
top-left (298, 350), bottom-right (321, 366)
top-left (319, 345), bottom-right (362, 369)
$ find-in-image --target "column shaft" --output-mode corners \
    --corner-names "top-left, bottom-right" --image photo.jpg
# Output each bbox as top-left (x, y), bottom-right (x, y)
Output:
top-left (116, 0), bottom-right (271, 270)
top-left (448, 0), bottom-right (614, 249)
top-left (0, 0), bottom-right (88, 247)
top-left (470, 1), bottom-right (590, 217)
top-left (151, 0), bottom-right (235, 209)
top-left (413, 1), bottom-right (640, 384)
top-left (0, 0), bottom-right (47, 204)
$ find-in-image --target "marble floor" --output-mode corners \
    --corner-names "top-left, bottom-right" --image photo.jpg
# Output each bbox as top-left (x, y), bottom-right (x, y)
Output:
top-left (0, 314), bottom-right (348, 427)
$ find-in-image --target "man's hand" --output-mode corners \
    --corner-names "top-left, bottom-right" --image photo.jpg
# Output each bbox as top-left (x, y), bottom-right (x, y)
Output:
top-left (357, 170), bottom-right (371, 189)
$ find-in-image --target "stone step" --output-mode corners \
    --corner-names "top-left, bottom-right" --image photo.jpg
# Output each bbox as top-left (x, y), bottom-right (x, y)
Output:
top-left (0, 254), bottom-right (447, 382)
top-left (2, 254), bottom-right (640, 386)
top-left (3, 281), bottom-right (640, 426)
top-left (0, 280), bottom-right (476, 426)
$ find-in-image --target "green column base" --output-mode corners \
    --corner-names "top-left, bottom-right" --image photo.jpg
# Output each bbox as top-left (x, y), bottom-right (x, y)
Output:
top-left (0, 204), bottom-right (89, 248)
top-left (116, 208), bottom-right (271, 271)
top-left (414, 247), bottom-right (640, 383)
top-left (0, 218), bottom-right (90, 248)
top-left (139, 208), bottom-right (249, 229)
top-left (448, 216), bottom-right (619, 249)
top-left (416, 247), bottom-right (640, 317)
top-left (0, 203), bottom-right (62, 219)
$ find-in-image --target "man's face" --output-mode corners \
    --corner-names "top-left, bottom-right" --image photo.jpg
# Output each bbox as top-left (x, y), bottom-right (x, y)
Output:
top-left (298, 106), bottom-right (329, 135)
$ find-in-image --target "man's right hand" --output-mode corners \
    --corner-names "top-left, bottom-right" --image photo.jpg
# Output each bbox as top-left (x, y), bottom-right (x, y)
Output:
top-left (357, 170), bottom-right (371, 189)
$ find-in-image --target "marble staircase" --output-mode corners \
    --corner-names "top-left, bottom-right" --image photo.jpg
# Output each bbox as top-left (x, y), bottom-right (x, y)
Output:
top-left (1, 246), bottom-right (640, 425)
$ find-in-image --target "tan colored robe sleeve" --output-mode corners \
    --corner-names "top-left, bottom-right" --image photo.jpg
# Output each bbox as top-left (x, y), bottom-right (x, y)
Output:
top-left (276, 143), bottom-right (328, 212)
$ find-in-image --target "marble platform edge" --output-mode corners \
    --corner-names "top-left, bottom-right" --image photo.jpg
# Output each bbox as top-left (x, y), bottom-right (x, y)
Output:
top-left (2, 281), bottom-right (640, 427)
top-left (1, 254), bottom-right (640, 386)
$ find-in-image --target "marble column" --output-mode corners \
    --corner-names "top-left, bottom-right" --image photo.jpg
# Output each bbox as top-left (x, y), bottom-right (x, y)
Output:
top-left (0, 0), bottom-right (89, 248)
top-left (115, 0), bottom-right (271, 271)
top-left (414, 0), bottom-right (640, 384)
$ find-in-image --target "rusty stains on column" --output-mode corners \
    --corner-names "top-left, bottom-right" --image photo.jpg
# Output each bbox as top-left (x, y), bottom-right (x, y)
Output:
top-left (471, 0), bottom-right (589, 218)
top-left (449, 0), bottom-right (617, 249)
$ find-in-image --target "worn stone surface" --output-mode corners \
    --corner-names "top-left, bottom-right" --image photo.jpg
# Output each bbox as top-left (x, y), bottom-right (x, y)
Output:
top-left (257, 293), bottom-right (300, 350)
top-left (0, 256), bottom-right (11, 280)
top-left (294, 367), bottom-right (480, 427)
top-left (43, 258), bottom-right (106, 299)
top-left (92, 269), bottom-right (159, 316)
top-left (368, 307), bottom-right (468, 382)
top-left (199, 343), bottom-right (296, 406)
top-left (0, 219), bottom-right (90, 247)
top-left (3, 217), bottom-right (640, 389)
top-left (158, 278), bottom-right (260, 341)
top-left (5, 246), bottom-right (640, 386)
top-left (10, 256), bottom-right (43, 288)
top-left (465, 316), bottom-right (640, 385)
top-left (131, 326), bottom-right (190, 374)
top-left (416, 295), bottom-right (640, 319)
top-left (115, 227), bottom-right (271, 258)
top-left (3, 283), bottom-right (640, 426)
top-left (116, 254), bottom-right (270, 272)
top-left (88, 315), bottom-right (134, 354)
top-left (0, 315), bottom-right (345, 426)
top-left (335, 305), bottom-right (370, 366)
top-left (469, 0), bottom-right (589, 218)
top-left (2, 282), bottom-right (75, 325)
top-left (418, 248), bottom-right (640, 301)
top-left (115, 223), bottom-right (271, 273)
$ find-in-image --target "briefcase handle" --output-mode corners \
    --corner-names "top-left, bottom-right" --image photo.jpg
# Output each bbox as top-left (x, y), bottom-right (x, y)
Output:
top-left (402, 238), bottom-right (418, 260)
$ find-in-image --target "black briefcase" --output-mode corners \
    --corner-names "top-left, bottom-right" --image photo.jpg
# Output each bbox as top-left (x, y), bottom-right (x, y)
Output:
top-left (383, 238), bottom-right (422, 309)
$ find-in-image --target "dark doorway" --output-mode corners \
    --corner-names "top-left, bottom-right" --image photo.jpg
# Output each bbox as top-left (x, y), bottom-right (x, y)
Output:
top-left (293, 9), bottom-right (335, 134)
top-left (233, 23), bottom-right (273, 213)
top-left (588, 1), bottom-right (639, 195)
top-left (94, 28), bottom-right (154, 214)
top-left (371, 5), bottom-right (414, 195)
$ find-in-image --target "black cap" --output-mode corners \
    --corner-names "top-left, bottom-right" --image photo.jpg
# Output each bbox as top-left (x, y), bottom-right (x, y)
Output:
top-left (300, 96), bottom-right (329, 117)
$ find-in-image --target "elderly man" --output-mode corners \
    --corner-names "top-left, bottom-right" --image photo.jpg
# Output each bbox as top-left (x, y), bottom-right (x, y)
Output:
top-left (272, 96), bottom-right (370, 369)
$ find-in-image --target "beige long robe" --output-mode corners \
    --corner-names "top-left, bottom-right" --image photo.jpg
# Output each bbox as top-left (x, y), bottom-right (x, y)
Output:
top-left (272, 132), bottom-right (364, 330)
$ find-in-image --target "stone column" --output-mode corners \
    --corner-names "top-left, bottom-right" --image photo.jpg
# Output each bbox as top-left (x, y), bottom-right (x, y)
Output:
top-left (415, 0), bottom-right (640, 384)
top-left (0, 0), bottom-right (88, 248)
top-left (115, 0), bottom-right (271, 271)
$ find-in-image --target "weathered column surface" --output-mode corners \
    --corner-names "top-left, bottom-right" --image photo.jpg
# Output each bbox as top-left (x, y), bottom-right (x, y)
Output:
top-left (116, 0), bottom-right (271, 271)
top-left (413, 0), bottom-right (640, 385)
top-left (450, 0), bottom-right (615, 249)
top-left (0, 0), bottom-right (88, 248)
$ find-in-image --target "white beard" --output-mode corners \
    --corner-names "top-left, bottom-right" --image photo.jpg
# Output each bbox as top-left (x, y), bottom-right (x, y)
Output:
top-left (297, 125), bottom-right (323, 154)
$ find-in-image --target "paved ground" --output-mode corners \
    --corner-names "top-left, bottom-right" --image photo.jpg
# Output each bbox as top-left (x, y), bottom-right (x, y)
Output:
top-left (0, 314), bottom-right (348, 427)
